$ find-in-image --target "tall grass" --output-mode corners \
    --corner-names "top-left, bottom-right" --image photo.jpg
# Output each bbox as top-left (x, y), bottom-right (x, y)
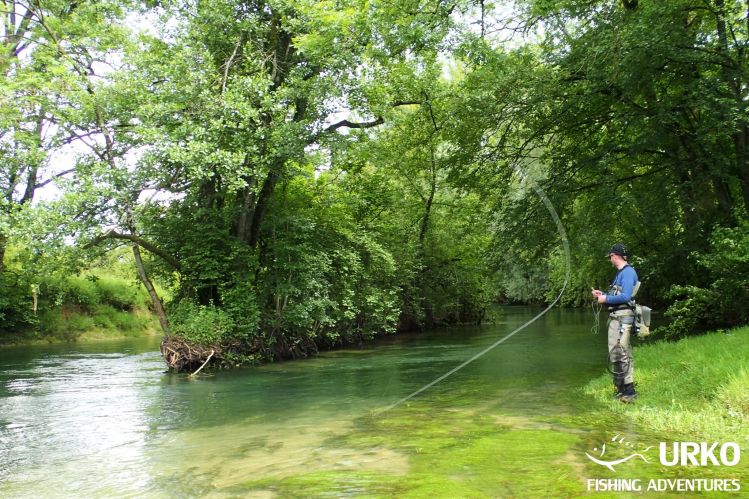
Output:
top-left (7, 274), bottom-right (160, 343)
top-left (585, 327), bottom-right (749, 441)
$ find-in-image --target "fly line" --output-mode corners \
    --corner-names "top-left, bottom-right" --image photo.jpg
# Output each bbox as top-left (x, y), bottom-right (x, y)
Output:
top-left (377, 165), bottom-right (571, 414)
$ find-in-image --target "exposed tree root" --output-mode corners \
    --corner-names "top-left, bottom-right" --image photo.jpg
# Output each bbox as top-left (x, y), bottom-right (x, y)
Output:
top-left (160, 336), bottom-right (223, 372)
top-left (160, 332), bottom-right (322, 372)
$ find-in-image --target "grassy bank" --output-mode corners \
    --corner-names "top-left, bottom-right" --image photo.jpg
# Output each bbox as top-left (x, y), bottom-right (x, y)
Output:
top-left (585, 326), bottom-right (749, 442)
top-left (0, 304), bottom-right (161, 347)
top-left (1, 273), bottom-right (162, 346)
top-left (38, 300), bottom-right (160, 342)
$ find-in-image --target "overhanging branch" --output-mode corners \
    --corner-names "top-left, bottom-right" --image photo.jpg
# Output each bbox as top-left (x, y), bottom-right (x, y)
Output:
top-left (84, 229), bottom-right (181, 271)
top-left (325, 117), bottom-right (384, 132)
top-left (560, 166), bottom-right (670, 194)
top-left (323, 101), bottom-right (421, 134)
top-left (34, 168), bottom-right (76, 190)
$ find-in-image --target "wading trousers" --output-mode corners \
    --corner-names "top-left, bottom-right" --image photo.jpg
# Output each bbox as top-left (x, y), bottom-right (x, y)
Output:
top-left (608, 312), bottom-right (635, 386)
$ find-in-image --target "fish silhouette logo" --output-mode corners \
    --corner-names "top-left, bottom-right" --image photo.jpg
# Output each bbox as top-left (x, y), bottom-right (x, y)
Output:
top-left (585, 434), bottom-right (654, 472)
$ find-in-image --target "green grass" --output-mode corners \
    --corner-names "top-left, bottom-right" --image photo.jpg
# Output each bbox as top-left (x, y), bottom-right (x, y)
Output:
top-left (584, 326), bottom-right (749, 442)
top-left (25, 304), bottom-right (160, 344)
top-left (1, 271), bottom-right (162, 345)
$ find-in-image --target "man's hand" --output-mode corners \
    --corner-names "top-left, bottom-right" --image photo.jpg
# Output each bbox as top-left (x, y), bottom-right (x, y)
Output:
top-left (592, 289), bottom-right (606, 303)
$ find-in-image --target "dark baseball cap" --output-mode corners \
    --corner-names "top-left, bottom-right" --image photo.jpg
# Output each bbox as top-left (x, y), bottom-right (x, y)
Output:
top-left (606, 243), bottom-right (628, 258)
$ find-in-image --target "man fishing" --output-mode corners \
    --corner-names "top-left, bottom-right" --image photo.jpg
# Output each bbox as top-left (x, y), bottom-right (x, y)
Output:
top-left (592, 243), bottom-right (638, 403)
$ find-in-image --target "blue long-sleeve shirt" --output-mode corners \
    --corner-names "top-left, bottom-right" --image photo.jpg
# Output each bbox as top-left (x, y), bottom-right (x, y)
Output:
top-left (606, 265), bottom-right (638, 305)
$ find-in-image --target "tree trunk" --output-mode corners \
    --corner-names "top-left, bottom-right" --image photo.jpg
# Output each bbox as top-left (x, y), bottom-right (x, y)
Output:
top-left (711, 176), bottom-right (734, 218)
top-left (418, 180), bottom-right (436, 328)
top-left (419, 174), bottom-right (436, 246)
top-left (234, 177), bottom-right (257, 243)
top-left (132, 241), bottom-right (170, 334)
top-left (735, 124), bottom-right (749, 214)
top-left (0, 231), bottom-right (6, 273)
top-left (716, 0), bottom-right (749, 214)
top-left (673, 140), bottom-right (703, 241)
top-left (20, 117), bottom-right (44, 204)
top-left (248, 159), bottom-right (283, 248)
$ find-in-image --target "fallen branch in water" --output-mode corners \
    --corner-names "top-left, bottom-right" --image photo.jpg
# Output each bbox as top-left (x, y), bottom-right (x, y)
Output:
top-left (161, 336), bottom-right (220, 372)
top-left (190, 349), bottom-right (215, 377)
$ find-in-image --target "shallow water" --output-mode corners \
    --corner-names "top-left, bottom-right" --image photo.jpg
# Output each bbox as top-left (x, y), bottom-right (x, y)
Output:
top-left (0, 307), bottom-right (745, 497)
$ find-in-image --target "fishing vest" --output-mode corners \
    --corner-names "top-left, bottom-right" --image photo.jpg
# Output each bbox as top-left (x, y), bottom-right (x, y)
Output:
top-left (607, 277), bottom-right (640, 315)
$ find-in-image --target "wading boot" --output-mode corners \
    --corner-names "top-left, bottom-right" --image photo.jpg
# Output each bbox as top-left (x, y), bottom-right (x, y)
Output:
top-left (619, 383), bottom-right (637, 404)
top-left (613, 382), bottom-right (625, 400)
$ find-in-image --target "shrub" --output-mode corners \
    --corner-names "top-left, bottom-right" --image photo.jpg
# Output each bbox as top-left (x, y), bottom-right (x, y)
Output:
top-left (67, 313), bottom-right (96, 333)
top-left (40, 275), bottom-right (101, 310)
top-left (255, 215), bottom-right (401, 351)
top-left (94, 276), bottom-right (145, 310)
top-left (168, 301), bottom-right (237, 346)
top-left (660, 223), bottom-right (749, 339)
top-left (0, 272), bottom-right (38, 337)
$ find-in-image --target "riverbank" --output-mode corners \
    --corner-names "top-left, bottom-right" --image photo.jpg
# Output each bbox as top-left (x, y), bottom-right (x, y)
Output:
top-left (0, 250), bottom-right (166, 347)
top-left (0, 305), bottom-right (161, 347)
top-left (585, 326), bottom-right (749, 442)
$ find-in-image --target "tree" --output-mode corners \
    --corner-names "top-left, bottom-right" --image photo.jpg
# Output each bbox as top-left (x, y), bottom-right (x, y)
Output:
top-left (86, 0), bottom-right (479, 367)
top-left (1, 0), bottom-right (146, 333)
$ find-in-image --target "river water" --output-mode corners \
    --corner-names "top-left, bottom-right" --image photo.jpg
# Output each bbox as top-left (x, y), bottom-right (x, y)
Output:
top-left (0, 307), bottom-right (744, 497)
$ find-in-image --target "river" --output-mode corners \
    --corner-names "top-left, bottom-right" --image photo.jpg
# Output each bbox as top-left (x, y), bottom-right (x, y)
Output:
top-left (0, 307), bottom-right (742, 497)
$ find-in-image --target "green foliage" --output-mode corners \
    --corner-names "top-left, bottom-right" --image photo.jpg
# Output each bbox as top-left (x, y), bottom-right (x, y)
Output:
top-left (168, 301), bottom-right (238, 346)
top-left (661, 223), bottom-right (749, 338)
top-left (36, 303), bottom-right (154, 341)
top-left (254, 173), bottom-right (402, 351)
top-left (94, 276), bottom-right (148, 310)
top-left (218, 278), bottom-right (261, 340)
top-left (91, 304), bottom-right (147, 330)
top-left (49, 276), bottom-right (101, 309)
top-left (0, 272), bottom-right (38, 335)
top-left (39, 274), bottom-right (148, 312)
top-left (6, 0), bottom-right (749, 358)
top-left (446, 0), bottom-right (749, 336)
top-left (0, 242), bottom-right (156, 342)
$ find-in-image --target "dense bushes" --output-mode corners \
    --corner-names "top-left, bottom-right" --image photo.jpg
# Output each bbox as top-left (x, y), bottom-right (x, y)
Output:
top-left (0, 272), bottom-right (39, 335)
top-left (0, 250), bottom-right (158, 343)
top-left (255, 222), bottom-right (401, 353)
top-left (162, 174), bottom-right (404, 361)
top-left (168, 301), bottom-right (239, 345)
top-left (154, 156), bottom-right (497, 368)
top-left (38, 274), bottom-right (150, 312)
top-left (660, 223), bottom-right (749, 339)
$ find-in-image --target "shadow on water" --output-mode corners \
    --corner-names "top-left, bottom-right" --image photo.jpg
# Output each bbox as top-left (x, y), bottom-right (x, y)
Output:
top-left (0, 307), bottom-right (745, 497)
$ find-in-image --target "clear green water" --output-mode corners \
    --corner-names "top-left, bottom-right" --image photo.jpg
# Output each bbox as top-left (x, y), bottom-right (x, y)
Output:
top-left (0, 307), bottom-right (745, 497)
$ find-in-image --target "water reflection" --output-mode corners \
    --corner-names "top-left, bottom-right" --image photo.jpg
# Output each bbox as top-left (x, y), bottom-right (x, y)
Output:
top-left (0, 339), bottom-right (164, 496)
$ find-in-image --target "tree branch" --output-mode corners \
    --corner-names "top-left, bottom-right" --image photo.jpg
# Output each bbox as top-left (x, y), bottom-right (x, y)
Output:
top-left (560, 165), bottom-right (670, 194)
top-left (322, 102), bottom-right (420, 135)
top-left (325, 116), bottom-right (385, 132)
top-left (84, 229), bottom-right (181, 270)
top-left (33, 167), bottom-right (76, 189)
